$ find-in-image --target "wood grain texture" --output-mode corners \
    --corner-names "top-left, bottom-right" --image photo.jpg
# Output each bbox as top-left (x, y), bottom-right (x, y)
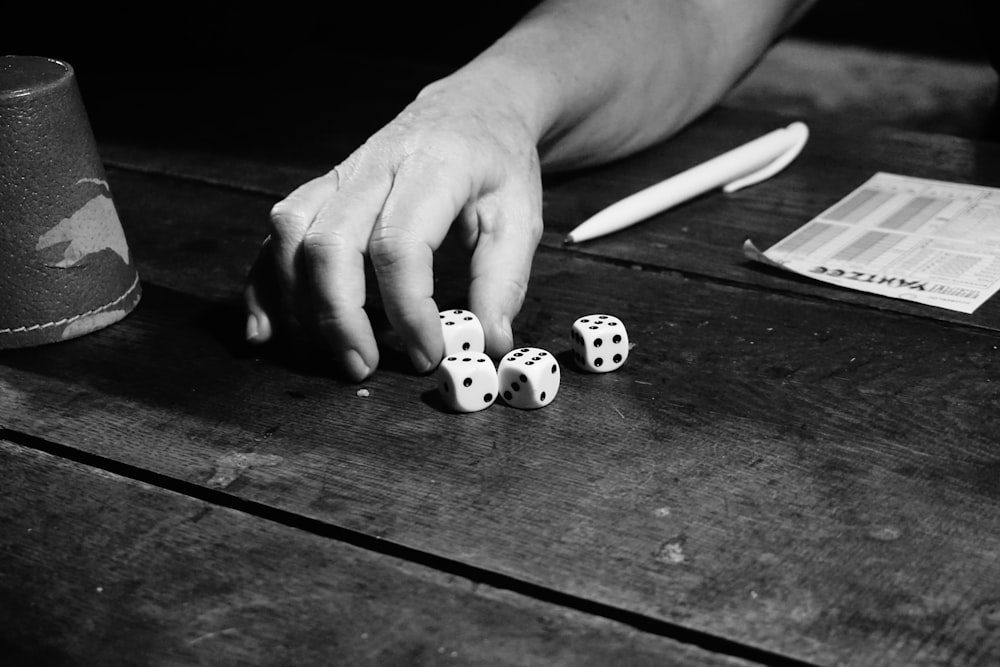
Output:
top-left (3, 172), bottom-right (1000, 665)
top-left (0, 438), bottom-right (750, 667)
top-left (101, 104), bottom-right (1000, 333)
top-left (540, 107), bottom-right (1000, 329)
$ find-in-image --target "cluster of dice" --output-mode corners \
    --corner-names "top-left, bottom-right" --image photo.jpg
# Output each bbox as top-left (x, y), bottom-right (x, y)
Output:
top-left (435, 309), bottom-right (629, 413)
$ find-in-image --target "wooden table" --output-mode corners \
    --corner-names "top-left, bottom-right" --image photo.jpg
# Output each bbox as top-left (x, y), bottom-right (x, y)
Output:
top-left (3, 57), bottom-right (1000, 666)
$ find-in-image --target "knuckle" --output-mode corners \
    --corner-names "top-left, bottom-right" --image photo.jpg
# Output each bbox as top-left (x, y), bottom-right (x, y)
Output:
top-left (301, 228), bottom-right (350, 260)
top-left (269, 199), bottom-right (310, 234)
top-left (314, 307), bottom-right (351, 331)
top-left (368, 226), bottom-right (420, 271)
top-left (497, 275), bottom-right (529, 308)
top-left (507, 272), bottom-right (530, 300)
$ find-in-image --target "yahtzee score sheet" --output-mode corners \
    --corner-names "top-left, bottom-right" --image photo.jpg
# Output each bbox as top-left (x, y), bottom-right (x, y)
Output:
top-left (743, 172), bottom-right (1000, 313)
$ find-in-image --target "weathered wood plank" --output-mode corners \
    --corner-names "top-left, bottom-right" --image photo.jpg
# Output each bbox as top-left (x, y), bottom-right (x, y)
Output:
top-left (2, 173), bottom-right (1000, 665)
top-left (0, 438), bottom-right (751, 667)
top-left (541, 106), bottom-right (1000, 328)
top-left (101, 105), bottom-right (1000, 332)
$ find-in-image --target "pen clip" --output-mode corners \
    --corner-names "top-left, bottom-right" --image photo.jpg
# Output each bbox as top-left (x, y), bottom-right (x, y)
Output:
top-left (722, 122), bottom-right (809, 194)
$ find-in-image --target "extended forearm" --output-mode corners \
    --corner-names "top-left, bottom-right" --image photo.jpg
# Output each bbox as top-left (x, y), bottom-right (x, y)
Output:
top-left (448, 0), bottom-right (814, 170)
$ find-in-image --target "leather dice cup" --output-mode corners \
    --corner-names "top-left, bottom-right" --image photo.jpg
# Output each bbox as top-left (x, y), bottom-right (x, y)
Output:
top-left (0, 55), bottom-right (141, 349)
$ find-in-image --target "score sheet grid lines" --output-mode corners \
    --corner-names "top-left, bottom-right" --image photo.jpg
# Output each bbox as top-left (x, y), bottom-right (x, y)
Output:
top-left (745, 172), bottom-right (1000, 313)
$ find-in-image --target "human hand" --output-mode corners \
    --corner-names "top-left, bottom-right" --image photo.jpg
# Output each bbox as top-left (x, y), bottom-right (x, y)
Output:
top-left (243, 76), bottom-right (544, 381)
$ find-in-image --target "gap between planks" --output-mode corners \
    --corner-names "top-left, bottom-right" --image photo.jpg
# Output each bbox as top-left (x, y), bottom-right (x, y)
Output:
top-left (0, 425), bottom-right (818, 667)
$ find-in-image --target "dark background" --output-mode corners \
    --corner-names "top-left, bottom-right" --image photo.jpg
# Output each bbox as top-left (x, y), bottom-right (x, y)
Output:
top-left (7, 1), bottom-right (998, 162)
top-left (13, 1), bottom-right (995, 73)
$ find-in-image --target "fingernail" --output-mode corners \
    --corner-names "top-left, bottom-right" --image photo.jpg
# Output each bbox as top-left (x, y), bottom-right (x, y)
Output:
top-left (488, 315), bottom-right (514, 358)
top-left (345, 349), bottom-right (372, 381)
top-left (409, 346), bottom-right (435, 374)
top-left (245, 313), bottom-right (260, 342)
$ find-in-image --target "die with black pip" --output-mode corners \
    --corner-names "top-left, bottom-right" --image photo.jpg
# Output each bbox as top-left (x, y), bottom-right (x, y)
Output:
top-left (498, 347), bottom-right (560, 409)
top-left (571, 314), bottom-right (629, 373)
top-left (434, 309), bottom-right (495, 413)
top-left (439, 309), bottom-right (485, 356)
top-left (435, 352), bottom-right (499, 413)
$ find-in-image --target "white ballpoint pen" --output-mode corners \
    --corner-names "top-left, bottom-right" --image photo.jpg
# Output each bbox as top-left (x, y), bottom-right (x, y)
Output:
top-left (563, 121), bottom-right (810, 244)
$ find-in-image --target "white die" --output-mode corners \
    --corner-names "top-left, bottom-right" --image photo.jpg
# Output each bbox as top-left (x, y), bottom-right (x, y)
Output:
top-left (439, 309), bottom-right (485, 356)
top-left (571, 314), bottom-right (629, 373)
top-left (498, 347), bottom-right (560, 409)
top-left (435, 353), bottom-right (498, 413)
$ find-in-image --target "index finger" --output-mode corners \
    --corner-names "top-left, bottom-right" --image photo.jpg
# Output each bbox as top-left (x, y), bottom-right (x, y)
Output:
top-left (301, 166), bottom-right (394, 381)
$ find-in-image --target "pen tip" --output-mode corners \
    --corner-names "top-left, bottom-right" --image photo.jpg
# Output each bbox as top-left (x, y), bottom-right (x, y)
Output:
top-left (563, 235), bottom-right (576, 245)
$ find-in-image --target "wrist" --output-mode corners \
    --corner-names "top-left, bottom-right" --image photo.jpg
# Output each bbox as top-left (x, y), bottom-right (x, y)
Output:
top-left (418, 51), bottom-right (556, 152)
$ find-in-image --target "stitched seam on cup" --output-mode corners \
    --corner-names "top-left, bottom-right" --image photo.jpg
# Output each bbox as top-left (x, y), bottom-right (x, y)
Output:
top-left (0, 274), bottom-right (141, 335)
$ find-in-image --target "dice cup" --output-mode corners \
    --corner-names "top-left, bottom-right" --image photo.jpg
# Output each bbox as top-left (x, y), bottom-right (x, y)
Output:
top-left (0, 55), bottom-right (141, 348)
